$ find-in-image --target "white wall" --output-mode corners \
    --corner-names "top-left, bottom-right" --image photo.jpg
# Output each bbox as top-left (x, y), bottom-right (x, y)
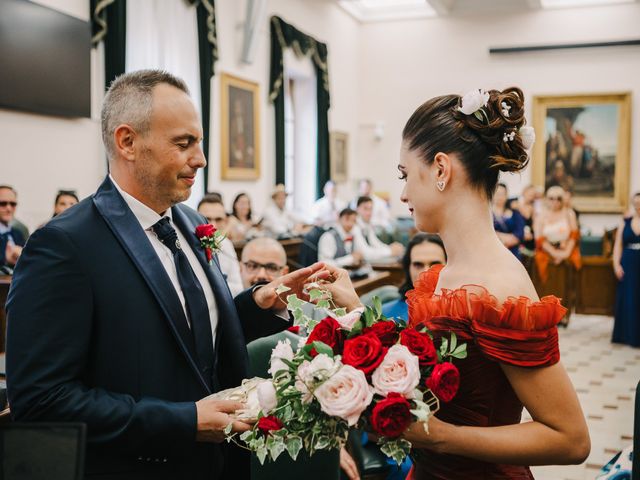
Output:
top-left (0, 0), bottom-right (360, 231)
top-left (356, 2), bottom-right (640, 234)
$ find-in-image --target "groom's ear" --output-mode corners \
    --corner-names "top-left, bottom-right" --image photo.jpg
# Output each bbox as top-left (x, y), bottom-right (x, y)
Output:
top-left (113, 124), bottom-right (137, 162)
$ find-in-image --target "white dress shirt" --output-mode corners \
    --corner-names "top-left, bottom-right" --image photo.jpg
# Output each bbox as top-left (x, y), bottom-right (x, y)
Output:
top-left (357, 218), bottom-right (392, 262)
top-left (311, 197), bottom-right (346, 226)
top-left (351, 194), bottom-right (392, 230)
top-left (261, 201), bottom-right (300, 237)
top-left (218, 237), bottom-right (244, 297)
top-left (318, 224), bottom-right (368, 267)
top-left (110, 175), bottom-right (219, 346)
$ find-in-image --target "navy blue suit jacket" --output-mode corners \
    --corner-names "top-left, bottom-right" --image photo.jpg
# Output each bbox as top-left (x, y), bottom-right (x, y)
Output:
top-left (6, 178), bottom-right (286, 479)
top-left (0, 224), bottom-right (25, 267)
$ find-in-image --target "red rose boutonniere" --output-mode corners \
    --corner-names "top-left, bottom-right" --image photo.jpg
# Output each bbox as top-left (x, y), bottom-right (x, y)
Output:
top-left (195, 224), bottom-right (225, 264)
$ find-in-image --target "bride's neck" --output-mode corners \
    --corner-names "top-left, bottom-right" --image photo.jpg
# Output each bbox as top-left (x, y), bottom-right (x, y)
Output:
top-left (438, 194), bottom-right (501, 267)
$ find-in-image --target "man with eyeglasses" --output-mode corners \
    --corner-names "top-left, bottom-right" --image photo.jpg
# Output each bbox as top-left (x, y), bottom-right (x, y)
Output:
top-left (0, 185), bottom-right (25, 269)
top-left (198, 195), bottom-right (243, 296)
top-left (240, 237), bottom-right (289, 289)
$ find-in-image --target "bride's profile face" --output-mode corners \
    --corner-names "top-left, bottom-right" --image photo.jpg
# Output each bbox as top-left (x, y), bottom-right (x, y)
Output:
top-left (399, 142), bottom-right (442, 233)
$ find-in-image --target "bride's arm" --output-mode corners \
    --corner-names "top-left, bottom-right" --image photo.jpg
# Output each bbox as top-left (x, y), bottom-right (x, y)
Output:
top-left (403, 362), bottom-right (590, 465)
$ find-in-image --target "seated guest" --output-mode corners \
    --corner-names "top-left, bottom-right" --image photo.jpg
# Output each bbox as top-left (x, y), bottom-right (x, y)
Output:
top-left (534, 185), bottom-right (581, 326)
top-left (356, 196), bottom-right (404, 261)
top-left (512, 184), bottom-right (536, 256)
top-left (382, 233), bottom-right (446, 321)
top-left (198, 195), bottom-right (244, 296)
top-left (0, 185), bottom-right (26, 269)
top-left (261, 184), bottom-right (305, 238)
top-left (311, 180), bottom-right (346, 227)
top-left (240, 237), bottom-right (289, 289)
top-left (492, 183), bottom-right (525, 258)
top-left (318, 208), bottom-right (364, 267)
top-left (227, 192), bottom-right (259, 242)
top-left (352, 179), bottom-right (392, 231)
top-left (53, 190), bottom-right (79, 217)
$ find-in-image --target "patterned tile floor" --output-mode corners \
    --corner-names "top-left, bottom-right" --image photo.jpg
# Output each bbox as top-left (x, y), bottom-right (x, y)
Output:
top-left (528, 314), bottom-right (638, 480)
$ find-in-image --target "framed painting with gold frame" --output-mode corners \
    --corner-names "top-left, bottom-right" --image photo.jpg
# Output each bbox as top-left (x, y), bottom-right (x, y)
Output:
top-left (220, 73), bottom-right (260, 180)
top-left (531, 92), bottom-right (631, 213)
top-left (330, 131), bottom-right (348, 183)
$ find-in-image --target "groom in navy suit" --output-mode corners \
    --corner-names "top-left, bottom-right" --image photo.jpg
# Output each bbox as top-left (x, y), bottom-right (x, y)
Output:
top-left (6, 70), bottom-right (323, 479)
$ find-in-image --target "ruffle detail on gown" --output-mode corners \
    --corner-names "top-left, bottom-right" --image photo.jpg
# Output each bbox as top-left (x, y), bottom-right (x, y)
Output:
top-left (406, 264), bottom-right (566, 367)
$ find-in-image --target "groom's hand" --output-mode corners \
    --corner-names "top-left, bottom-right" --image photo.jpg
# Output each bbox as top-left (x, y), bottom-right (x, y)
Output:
top-left (253, 262), bottom-right (328, 310)
top-left (195, 398), bottom-right (252, 443)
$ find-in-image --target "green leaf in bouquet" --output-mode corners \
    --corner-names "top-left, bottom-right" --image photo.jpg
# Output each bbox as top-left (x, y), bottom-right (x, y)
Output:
top-left (439, 337), bottom-right (448, 357)
top-left (373, 296), bottom-right (382, 318)
top-left (449, 332), bottom-right (457, 353)
top-left (316, 299), bottom-right (330, 310)
top-left (314, 435), bottom-right (331, 450)
top-left (240, 430), bottom-right (254, 442)
top-left (363, 308), bottom-right (374, 327)
top-left (309, 289), bottom-right (324, 301)
top-left (275, 284), bottom-right (291, 295)
top-left (380, 438), bottom-right (412, 465)
top-left (285, 436), bottom-right (303, 461)
top-left (451, 343), bottom-right (468, 359)
top-left (410, 399), bottom-right (431, 423)
top-left (312, 341), bottom-right (334, 357)
top-left (347, 319), bottom-right (363, 338)
top-left (287, 294), bottom-right (305, 310)
top-left (256, 445), bottom-right (268, 465)
top-left (223, 422), bottom-right (233, 436)
top-left (334, 307), bottom-right (347, 317)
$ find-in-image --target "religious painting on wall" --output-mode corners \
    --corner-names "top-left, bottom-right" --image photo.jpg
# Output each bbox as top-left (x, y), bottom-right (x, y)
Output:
top-left (221, 73), bottom-right (260, 180)
top-left (532, 92), bottom-right (631, 213)
top-left (330, 131), bottom-right (348, 183)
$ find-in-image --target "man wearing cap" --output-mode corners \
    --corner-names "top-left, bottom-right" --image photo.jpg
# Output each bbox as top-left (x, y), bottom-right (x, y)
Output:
top-left (260, 184), bottom-right (305, 238)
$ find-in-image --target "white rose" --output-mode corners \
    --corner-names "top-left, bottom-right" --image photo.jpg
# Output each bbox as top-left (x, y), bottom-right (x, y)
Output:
top-left (458, 89), bottom-right (490, 115)
top-left (268, 339), bottom-right (294, 376)
top-left (371, 345), bottom-right (420, 397)
top-left (519, 126), bottom-right (536, 150)
top-left (314, 365), bottom-right (373, 426)
top-left (257, 380), bottom-right (278, 413)
top-left (329, 307), bottom-right (364, 331)
top-left (295, 354), bottom-right (341, 403)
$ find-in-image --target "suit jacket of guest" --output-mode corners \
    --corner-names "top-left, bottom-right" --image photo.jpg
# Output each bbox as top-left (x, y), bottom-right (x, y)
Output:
top-left (6, 177), bottom-right (285, 479)
top-left (0, 224), bottom-right (26, 267)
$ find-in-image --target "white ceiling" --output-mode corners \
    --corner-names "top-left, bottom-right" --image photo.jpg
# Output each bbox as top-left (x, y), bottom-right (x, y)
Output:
top-left (335, 0), bottom-right (638, 22)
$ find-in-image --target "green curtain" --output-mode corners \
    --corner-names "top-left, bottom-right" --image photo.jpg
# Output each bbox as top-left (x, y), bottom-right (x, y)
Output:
top-left (192, 0), bottom-right (218, 193)
top-left (269, 16), bottom-right (330, 199)
top-left (90, 0), bottom-right (126, 90)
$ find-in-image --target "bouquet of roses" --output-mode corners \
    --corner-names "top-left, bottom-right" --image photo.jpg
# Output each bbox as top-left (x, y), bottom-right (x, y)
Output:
top-left (227, 285), bottom-right (467, 464)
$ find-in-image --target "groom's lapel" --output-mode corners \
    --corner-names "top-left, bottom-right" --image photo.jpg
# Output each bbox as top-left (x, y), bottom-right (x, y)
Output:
top-left (92, 177), bottom-right (210, 393)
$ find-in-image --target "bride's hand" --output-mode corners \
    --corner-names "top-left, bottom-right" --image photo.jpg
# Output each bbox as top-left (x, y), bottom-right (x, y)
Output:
top-left (402, 415), bottom-right (450, 453)
top-left (314, 264), bottom-right (363, 312)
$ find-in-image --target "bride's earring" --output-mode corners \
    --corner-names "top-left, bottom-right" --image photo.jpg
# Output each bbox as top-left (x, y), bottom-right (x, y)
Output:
top-left (436, 180), bottom-right (446, 192)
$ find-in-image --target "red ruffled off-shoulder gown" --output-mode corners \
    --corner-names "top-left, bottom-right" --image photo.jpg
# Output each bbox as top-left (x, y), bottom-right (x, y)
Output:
top-left (406, 265), bottom-right (567, 480)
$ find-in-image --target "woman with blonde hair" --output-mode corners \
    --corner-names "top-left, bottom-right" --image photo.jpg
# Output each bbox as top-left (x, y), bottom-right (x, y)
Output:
top-left (322, 87), bottom-right (589, 479)
top-left (533, 185), bottom-right (581, 326)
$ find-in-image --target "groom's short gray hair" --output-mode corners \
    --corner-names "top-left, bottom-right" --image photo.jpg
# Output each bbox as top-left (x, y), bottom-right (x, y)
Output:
top-left (101, 69), bottom-right (189, 159)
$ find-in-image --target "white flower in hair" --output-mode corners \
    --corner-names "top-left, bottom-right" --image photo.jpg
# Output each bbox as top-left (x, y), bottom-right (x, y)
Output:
top-left (503, 131), bottom-right (516, 143)
top-left (501, 101), bottom-right (511, 117)
top-left (458, 89), bottom-right (490, 116)
top-left (519, 126), bottom-right (536, 150)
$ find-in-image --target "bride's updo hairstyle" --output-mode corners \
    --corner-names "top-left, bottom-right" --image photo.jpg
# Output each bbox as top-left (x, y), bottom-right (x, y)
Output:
top-left (402, 87), bottom-right (529, 199)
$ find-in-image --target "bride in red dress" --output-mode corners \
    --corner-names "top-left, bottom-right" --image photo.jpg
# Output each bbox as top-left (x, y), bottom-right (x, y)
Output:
top-left (324, 87), bottom-right (590, 479)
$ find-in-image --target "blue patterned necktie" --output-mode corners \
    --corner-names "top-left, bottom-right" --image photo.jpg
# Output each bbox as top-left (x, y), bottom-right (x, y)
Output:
top-left (152, 217), bottom-right (214, 381)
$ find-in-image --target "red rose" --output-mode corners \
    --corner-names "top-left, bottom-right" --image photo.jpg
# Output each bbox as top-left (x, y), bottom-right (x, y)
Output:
top-left (426, 362), bottom-right (460, 403)
top-left (287, 326), bottom-right (300, 335)
top-left (195, 223), bottom-right (216, 239)
top-left (342, 333), bottom-right (387, 375)
top-left (363, 320), bottom-right (399, 347)
top-left (370, 393), bottom-right (412, 438)
top-left (306, 317), bottom-right (343, 356)
top-left (400, 329), bottom-right (437, 367)
top-left (257, 415), bottom-right (284, 436)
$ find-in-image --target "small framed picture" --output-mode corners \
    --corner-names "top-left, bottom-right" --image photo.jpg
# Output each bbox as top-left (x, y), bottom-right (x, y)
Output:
top-left (330, 131), bottom-right (348, 182)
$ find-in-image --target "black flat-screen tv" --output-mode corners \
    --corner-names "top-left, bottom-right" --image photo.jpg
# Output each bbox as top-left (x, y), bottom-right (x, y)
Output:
top-left (0, 0), bottom-right (91, 118)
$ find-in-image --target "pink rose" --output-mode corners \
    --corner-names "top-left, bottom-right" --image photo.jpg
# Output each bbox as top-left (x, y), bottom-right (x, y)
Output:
top-left (314, 365), bottom-right (373, 426)
top-left (371, 345), bottom-right (420, 398)
top-left (332, 307), bottom-right (364, 331)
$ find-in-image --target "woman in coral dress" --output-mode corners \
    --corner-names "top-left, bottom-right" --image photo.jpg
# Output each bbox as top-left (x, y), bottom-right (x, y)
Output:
top-left (325, 87), bottom-right (590, 479)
